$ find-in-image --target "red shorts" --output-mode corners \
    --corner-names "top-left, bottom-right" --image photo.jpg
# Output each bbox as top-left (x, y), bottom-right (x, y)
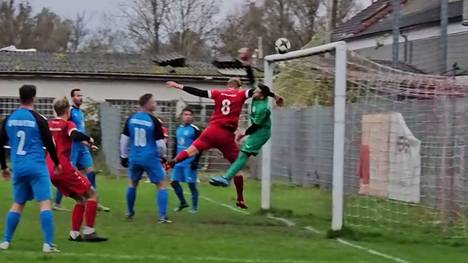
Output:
top-left (47, 159), bottom-right (91, 197)
top-left (192, 125), bottom-right (239, 163)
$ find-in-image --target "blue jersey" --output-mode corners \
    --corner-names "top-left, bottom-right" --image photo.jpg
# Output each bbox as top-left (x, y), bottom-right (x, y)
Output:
top-left (174, 123), bottom-right (200, 168)
top-left (123, 112), bottom-right (164, 165)
top-left (1, 108), bottom-right (58, 176)
top-left (70, 106), bottom-right (85, 132)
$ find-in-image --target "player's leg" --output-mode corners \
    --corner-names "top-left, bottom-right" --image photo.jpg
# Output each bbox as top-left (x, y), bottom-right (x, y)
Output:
top-left (172, 145), bottom-right (200, 165)
top-left (147, 164), bottom-right (170, 223)
top-left (186, 166), bottom-right (199, 213)
top-left (80, 188), bottom-right (108, 242)
top-left (1, 176), bottom-right (28, 249)
top-left (172, 127), bottom-right (214, 166)
top-left (126, 164), bottom-right (143, 219)
top-left (69, 197), bottom-right (85, 241)
top-left (0, 203), bottom-right (25, 250)
top-left (32, 172), bottom-right (59, 252)
top-left (80, 149), bottom-right (110, 213)
top-left (211, 152), bottom-right (250, 187)
top-left (170, 167), bottom-right (188, 212)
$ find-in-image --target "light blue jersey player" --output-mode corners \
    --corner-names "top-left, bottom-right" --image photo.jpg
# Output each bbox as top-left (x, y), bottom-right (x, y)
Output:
top-left (53, 89), bottom-right (110, 212)
top-left (170, 108), bottom-right (201, 213)
top-left (120, 93), bottom-right (171, 223)
top-left (0, 85), bottom-right (61, 253)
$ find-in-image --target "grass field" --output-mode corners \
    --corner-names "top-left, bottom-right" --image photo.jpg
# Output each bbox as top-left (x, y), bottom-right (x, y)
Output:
top-left (0, 174), bottom-right (468, 263)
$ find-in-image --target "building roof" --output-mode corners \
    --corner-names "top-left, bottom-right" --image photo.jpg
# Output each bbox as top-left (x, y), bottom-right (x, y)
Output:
top-left (332, 0), bottom-right (463, 41)
top-left (0, 51), bottom-right (253, 81)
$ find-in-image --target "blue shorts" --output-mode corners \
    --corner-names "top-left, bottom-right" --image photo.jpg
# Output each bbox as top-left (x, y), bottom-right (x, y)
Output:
top-left (71, 144), bottom-right (94, 170)
top-left (128, 162), bottom-right (165, 184)
top-left (171, 165), bottom-right (197, 183)
top-left (12, 168), bottom-right (51, 204)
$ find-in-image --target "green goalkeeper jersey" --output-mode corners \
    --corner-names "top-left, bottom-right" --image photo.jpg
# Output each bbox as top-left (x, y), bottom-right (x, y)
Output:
top-left (250, 97), bottom-right (271, 136)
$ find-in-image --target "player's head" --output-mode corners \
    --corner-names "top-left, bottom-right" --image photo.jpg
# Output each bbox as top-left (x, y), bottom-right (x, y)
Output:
top-left (253, 83), bottom-right (271, 100)
top-left (181, 107), bottom-right (194, 124)
top-left (19, 84), bottom-right (37, 105)
top-left (139, 93), bottom-right (156, 112)
top-left (53, 97), bottom-right (71, 119)
top-left (227, 77), bottom-right (242, 89)
top-left (70, 88), bottom-right (83, 106)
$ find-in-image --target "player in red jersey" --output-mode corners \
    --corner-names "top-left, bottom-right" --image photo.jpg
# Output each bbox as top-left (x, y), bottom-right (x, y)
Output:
top-left (46, 98), bottom-right (107, 242)
top-left (167, 48), bottom-right (282, 208)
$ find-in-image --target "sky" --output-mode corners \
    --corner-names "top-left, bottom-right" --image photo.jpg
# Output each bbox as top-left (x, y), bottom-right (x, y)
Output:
top-left (27, 0), bottom-right (372, 31)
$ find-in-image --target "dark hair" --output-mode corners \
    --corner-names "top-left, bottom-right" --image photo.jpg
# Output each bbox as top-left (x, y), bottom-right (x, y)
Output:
top-left (70, 88), bottom-right (81, 98)
top-left (19, 85), bottom-right (36, 104)
top-left (181, 107), bottom-right (193, 114)
top-left (139, 93), bottom-right (153, 107)
top-left (53, 97), bottom-right (70, 116)
top-left (257, 83), bottom-right (272, 97)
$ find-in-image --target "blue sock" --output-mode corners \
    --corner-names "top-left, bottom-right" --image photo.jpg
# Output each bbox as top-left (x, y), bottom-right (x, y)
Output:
top-left (86, 172), bottom-right (96, 189)
top-left (170, 181), bottom-right (186, 205)
top-left (188, 183), bottom-right (199, 210)
top-left (157, 188), bottom-right (168, 219)
top-left (54, 190), bottom-right (63, 205)
top-left (3, 211), bottom-right (21, 242)
top-left (39, 210), bottom-right (54, 245)
top-left (126, 187), bottom-right (136, 215)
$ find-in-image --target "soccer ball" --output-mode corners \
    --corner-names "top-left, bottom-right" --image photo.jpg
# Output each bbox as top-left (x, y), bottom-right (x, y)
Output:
top-left (274, 38), bottom-right (291, 54)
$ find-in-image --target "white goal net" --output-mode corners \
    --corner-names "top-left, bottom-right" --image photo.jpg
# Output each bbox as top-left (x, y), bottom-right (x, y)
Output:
top-left (261, 42), bottom-right (468, 241)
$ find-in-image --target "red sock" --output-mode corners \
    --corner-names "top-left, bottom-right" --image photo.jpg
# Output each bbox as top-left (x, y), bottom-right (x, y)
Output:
top-left (71, 203), bottom-right (85, 231)
top-left (234, 175), bottom-right (244, 202)
top-left (84, 200), bottom-right (98, 228)
top-left (175, 150), bottom-right (189, 163)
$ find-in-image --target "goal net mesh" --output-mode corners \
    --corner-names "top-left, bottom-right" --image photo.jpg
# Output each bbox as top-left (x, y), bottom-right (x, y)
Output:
top-left (267, 50), bottom-right (468, 242)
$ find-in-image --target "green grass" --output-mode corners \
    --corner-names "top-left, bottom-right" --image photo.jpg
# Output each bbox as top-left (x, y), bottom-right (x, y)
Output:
top-left (0, 174), bottom-right (468, 263)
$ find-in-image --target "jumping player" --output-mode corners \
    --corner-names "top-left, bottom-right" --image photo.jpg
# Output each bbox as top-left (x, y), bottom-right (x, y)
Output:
top-left (166, 48), bottom-right (282, 208)
top-left (120, 93), bottom-right (171, 223)
top-left (0, 85), bottom-right (61, 252)
top-left (46, 97), bottom-right (107, 242)
top-left (209, 83), bottom-right (282, 187)
top-left (171, 107), bottom-right (201, 213)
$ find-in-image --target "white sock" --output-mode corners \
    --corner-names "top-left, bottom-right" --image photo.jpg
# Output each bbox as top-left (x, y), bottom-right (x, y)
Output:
top-left (69, 231), bottom-right (80, 239)
top-left (83, 226), bottom-right (95, 235)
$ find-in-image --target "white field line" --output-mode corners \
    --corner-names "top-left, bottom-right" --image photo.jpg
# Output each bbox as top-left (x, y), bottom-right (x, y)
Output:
top-left (198, 193), bottom-right (413, 263)
top-left (1, 250), bottom-right (313, 263)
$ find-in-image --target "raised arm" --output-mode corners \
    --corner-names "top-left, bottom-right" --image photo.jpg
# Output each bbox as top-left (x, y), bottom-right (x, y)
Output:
top-left (166, 81), bottom-right (209, 98)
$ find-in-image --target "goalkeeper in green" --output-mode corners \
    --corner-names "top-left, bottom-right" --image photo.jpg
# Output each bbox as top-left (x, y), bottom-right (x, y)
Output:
top-left (209, 83), bottom-right (283, 188)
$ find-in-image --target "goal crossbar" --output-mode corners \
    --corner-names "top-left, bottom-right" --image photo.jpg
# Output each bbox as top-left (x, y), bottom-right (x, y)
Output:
top-left (261, 41), bottom-right (347, 231)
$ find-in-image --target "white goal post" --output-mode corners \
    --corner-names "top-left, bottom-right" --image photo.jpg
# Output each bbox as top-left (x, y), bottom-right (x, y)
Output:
top-left (261, 41), bottom-right (348, 232)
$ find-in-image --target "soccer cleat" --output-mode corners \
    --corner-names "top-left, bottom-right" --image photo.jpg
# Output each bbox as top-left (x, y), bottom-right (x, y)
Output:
top-left (209, 176), bottom-right (229, 187)
top-left (158, 217), bottom-right (173, 224)
top-left (189, 208), bottom-right (198, 214)
top-left (174, 203), bottom-right (189, 212)
top-left (42, 243), bottom-right (60, 253)
top-left (52, 204), bottom-right (71, 212)
top-left (97, 204), bottom-right (111, 212)
top-left (236, 201), bottom-right (248, 209)
top-left (83, 232), bottom-right (108, 242)
top-left (126, 212), bottom-right (135, 220)
top-left (68, 235), bottom-right (83, 242)
top-left (0, 241), bottom-right (10, 250)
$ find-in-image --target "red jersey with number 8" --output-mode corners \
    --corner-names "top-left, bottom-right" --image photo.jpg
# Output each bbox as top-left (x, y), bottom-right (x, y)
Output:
top-left (208, 88), bottom-right (249, 130)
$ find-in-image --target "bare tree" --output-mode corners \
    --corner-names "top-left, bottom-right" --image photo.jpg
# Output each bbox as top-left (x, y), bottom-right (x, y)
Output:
top-left (68, 12), bottom-right (90, 52)
top-left (120, 0), bottom-right (169, 54)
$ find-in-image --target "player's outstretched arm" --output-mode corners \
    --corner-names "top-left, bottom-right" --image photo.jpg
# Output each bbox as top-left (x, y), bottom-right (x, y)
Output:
top-left (166, 81), bottom-right (209, 98)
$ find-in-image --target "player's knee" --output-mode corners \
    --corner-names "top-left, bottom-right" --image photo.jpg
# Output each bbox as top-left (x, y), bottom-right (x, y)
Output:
top-left (129, 180), bottom-right (139, 188)
top-left (85, 188), bottom-right (98, 200)
top-left (38, 200), bottom-right (52, 211)
top-left (10, 203), bottom-right (25, 213)
top-left (170, 181), bottom-right (180, 188)
top-left (85, 167), bottom-right (94, 174)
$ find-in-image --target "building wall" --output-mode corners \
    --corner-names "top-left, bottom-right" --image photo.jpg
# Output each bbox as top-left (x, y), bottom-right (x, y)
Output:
top-left (0, 78), bottom-right (221, 103)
